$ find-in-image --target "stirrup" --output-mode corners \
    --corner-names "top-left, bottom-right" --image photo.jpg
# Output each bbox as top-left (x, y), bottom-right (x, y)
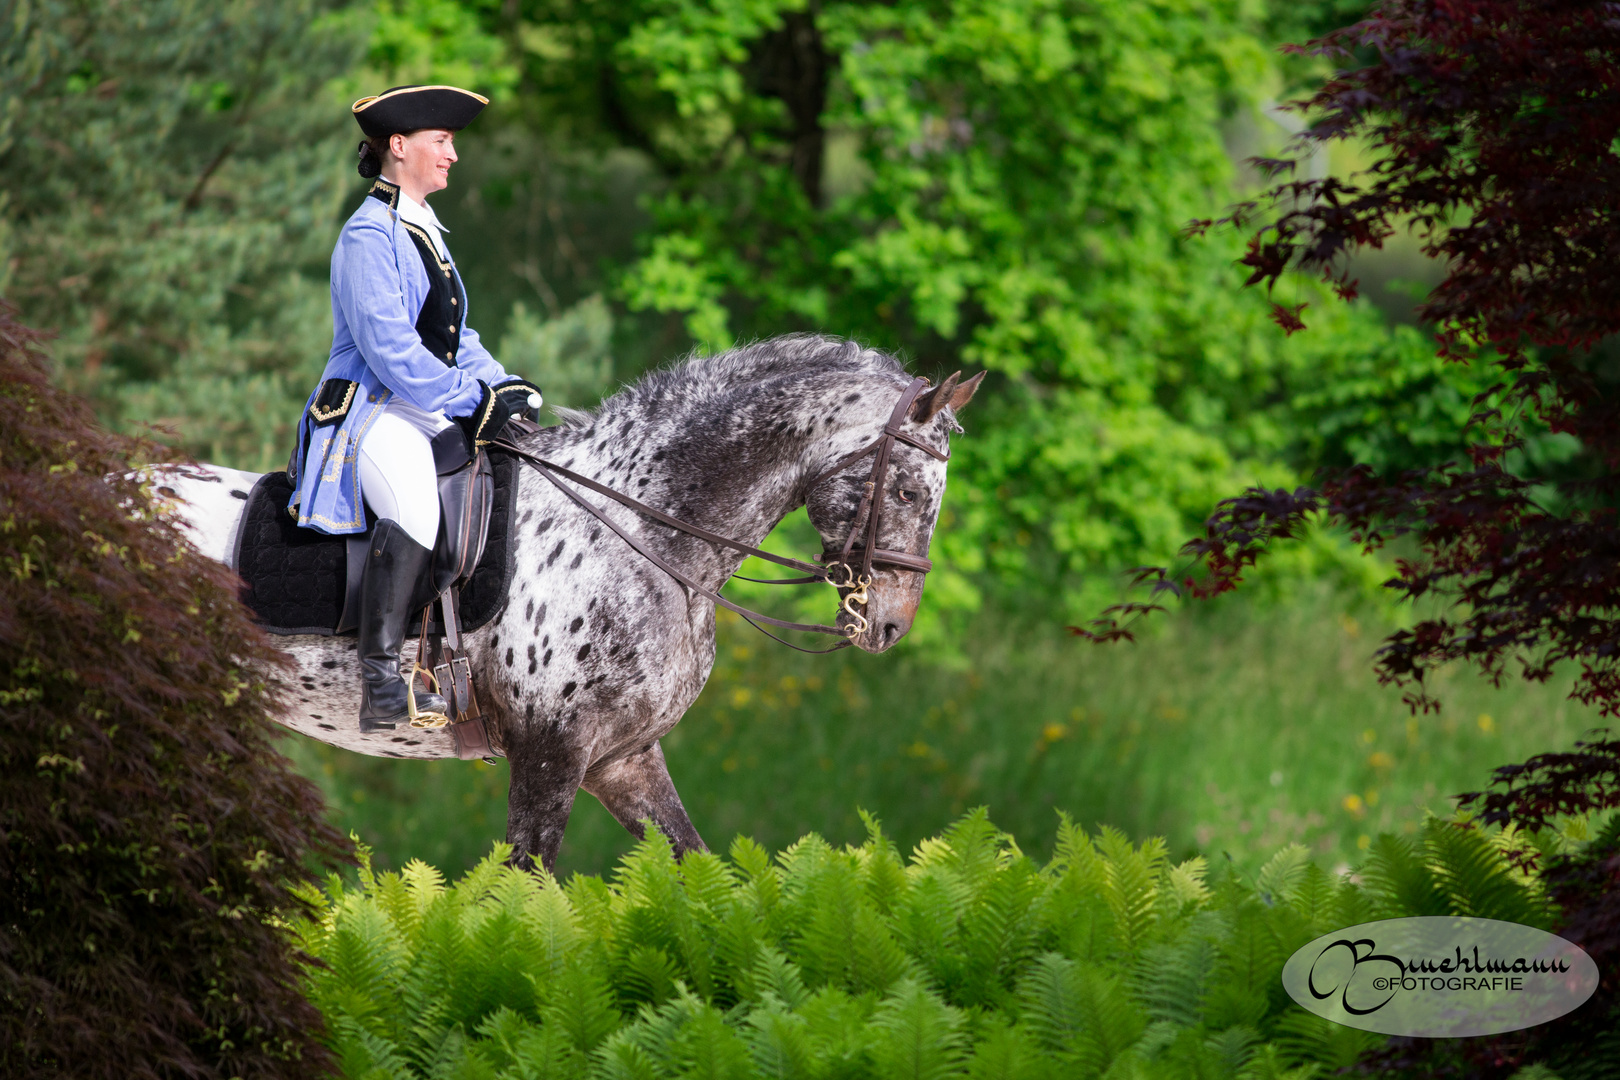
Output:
top-left (407, 663), bottom-right (449, 729)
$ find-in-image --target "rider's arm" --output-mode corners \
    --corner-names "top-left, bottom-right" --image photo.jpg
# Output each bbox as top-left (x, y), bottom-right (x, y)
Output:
top-left (451, 322), bottom-right (508, 387)
top-left (334, 216), bottom-right (486, 418)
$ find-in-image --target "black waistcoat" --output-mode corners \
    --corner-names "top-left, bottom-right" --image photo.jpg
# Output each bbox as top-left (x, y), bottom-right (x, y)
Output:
top-left (367, 178), bottom-right (466, 367)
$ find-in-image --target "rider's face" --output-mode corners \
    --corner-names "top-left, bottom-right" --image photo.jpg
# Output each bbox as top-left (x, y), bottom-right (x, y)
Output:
top-left (389, 128), bottom-right (457, 199)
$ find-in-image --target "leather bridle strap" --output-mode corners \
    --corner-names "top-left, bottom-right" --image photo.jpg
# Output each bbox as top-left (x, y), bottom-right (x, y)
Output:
top-left (486, 375), bottom-right (948, 651)
top-left (492, 448), bottom-right (831, 578)
top-left (502, 443), bottom-right (857, 652)
top-left (817, 376), bottom-right (946, 580)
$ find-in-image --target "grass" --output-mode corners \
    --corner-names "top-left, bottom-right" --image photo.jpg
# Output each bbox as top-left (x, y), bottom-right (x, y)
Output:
top-left (283, 587), bottom-right (1604, 878)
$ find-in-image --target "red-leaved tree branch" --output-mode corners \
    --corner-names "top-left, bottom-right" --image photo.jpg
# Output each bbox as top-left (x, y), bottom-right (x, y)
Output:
top-left (1076, 0), bottom-right (1620, 828)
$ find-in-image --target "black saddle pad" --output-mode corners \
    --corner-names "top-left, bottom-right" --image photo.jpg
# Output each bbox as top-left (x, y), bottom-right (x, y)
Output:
top-left (235, 451), bottom-right (519, 636)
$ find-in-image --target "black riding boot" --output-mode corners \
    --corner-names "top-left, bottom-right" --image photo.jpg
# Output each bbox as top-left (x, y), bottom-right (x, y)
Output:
top-left (357, 519), bottom-right (448, 732)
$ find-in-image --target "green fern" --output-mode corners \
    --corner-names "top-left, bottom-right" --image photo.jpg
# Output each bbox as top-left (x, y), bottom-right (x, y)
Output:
top-left (295, 809), bottom-right (1588, 1080)
top-left (743, 996), bottom-right (814, 1079)
top-left (1096, 826), bottom-right (1169, 952)
top-left (1357, 833), bottom-right (1451, 917)
top-left (868, 978), bottom-right (965, 1080)
top-left (1255, 846), bottom-right (1312, 908)
top-left (1422, 818), bottom-right (1554, 927)
top-left (965, 1016), bottom-right (1052, 1080)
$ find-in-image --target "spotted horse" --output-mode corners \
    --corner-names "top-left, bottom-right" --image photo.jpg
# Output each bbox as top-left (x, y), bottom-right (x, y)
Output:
top-left (162, 335), bottom-right (982, 872)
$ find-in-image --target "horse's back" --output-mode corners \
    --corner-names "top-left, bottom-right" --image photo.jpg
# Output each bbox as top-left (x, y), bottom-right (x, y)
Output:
top-left (152, 463), bottom-right (262, 567)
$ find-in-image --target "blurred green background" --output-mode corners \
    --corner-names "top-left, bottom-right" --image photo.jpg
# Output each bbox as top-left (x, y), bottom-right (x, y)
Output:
top-left (5, 0), bottom-right (1601, 876)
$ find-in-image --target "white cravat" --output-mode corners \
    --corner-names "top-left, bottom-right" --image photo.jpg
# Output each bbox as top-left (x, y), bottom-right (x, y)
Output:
top-left (393, 187), bottom-right (452, 261)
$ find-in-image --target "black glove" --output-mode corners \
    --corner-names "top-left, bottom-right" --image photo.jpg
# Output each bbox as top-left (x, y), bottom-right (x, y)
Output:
top-left (453, 381), bottom-right (514, 451)
top-left (493, 377), bottom-right (543, 423)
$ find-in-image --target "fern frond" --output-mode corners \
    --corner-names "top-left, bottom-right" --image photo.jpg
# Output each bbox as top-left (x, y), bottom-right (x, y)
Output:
top-left (1237, 1042), bottom-right (1321, 1080)
top-left (1164, 856), bottom-right (1211, 917)
top-left (668, 993), bottom-right (757, 1080)
top-left (940, 807), bottom-right (1010, 883)
top-left (798, 986), bottom-right (880, 1074)
top-left (1256, 846), bottom-right (1312, 907)
top-left (327, 1014), bottom-right (414, 1080)
top-left (537, 958), bottom-right (620, 1054)
top-left (1133, 924), bottom-right (1218, 1026)
top-left (957, 856), bottom-right (1045, 1008)
top-left (1285, 864), bottom-right (1337, 930)
top-left (401, 857), bottom-right (448, 917)
top-left (854, 809), bottom-right (910, 916)
top-left (1067, 962), bottom-right (1147, 1077)
top-left (681, 849), bottom-right (738, 911)
top-left (1357, 834), bottom-right (1449, 917)
top-left (519, 876), bottom-right (582, 990)
top-left (869, 978), bottom-right (966, 1080)
top-left (1269, 1006), bottom-right (1377, 1070)
top-left (731, 834), bottom-right (787, 943)
top-left (1096, 827), bottom-right (1167, 953)
top-left (966, 1017), bottom-right (1052, 1080)
top-left (594, 1027), bottom-right (662, 1080)
top-left (744, 948), bottom-right (810, 1011)
top-left (615, 944), bottom-right (679, 1011)
top-left (745, 998), bottom-right (814, 1080)
top-left (452, 843), bottom-right (508, 910)
top-left (1424, 819), bottom-right (1554, 927)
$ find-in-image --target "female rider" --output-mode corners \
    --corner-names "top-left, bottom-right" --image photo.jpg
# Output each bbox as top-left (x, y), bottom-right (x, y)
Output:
top-left (287, 85), bottom-right (539, 733)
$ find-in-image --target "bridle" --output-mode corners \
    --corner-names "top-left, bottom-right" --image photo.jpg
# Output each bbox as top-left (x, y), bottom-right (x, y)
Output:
top-left (490, 376), bottom-right (948, 652)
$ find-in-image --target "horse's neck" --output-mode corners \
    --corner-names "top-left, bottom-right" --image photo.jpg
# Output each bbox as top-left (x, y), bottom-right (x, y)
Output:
top-left (537, 374), bottom-right (902, 588)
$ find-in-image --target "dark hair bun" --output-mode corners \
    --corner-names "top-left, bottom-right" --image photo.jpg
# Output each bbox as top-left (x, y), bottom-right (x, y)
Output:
top-left (357, 140), bottom-right (381, 179)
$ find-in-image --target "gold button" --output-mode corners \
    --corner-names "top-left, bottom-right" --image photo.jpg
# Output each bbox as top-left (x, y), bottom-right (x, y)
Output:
top-left (446, 352), bottom-right (453, 359)
top-left (451, 297), bottom-right (457, 305)
top-left (368, 394), bottom-right (376, 402)
top-left (449, 325), bottom-right (457, 333)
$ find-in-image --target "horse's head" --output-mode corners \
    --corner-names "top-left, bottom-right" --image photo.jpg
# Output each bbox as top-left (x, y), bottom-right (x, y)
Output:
top-left (805, 370), bottom-right (984, 653)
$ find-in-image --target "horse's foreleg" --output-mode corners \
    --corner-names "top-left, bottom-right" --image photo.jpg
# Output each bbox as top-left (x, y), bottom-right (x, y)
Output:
top-left (582, 741), bottom-right (708, 860)
top-left (504, 725), bottom-right (591, 873)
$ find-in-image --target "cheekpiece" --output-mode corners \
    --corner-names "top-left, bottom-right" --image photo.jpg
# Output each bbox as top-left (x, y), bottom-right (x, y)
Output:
top-left (351, 84), bottom-right (488, 138)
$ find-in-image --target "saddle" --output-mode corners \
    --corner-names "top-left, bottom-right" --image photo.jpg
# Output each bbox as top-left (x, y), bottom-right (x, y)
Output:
top-left (236, 432), bottom-right (524, 758)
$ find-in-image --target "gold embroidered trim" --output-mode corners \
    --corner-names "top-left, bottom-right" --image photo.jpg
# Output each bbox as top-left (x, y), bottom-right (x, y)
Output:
top-left (368, 177), bottom-right (401, 209)
top-left (352, 85), bottom-right (490, 113)
top-left (308, 379), bottom-right (358, 423)
top-left (399, 221), bottom-right (454, 274)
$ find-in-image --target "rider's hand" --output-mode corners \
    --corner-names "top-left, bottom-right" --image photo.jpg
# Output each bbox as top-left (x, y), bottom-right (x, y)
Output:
top-left (493, 378), bottom-right (543, 423)
top-left (453, 381), bottom-right (514, 451)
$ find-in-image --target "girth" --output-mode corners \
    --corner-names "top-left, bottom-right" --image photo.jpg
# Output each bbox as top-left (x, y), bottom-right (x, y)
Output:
top-left (492, 375), bottom-right (948, 652)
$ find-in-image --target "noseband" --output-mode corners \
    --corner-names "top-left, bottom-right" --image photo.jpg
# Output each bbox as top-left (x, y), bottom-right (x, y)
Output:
top-left (492, 376), bottom-right (948, 652)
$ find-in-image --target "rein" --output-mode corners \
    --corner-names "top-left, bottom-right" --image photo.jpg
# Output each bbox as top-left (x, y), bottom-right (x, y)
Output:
top-left (490, 376), bottom-right (948, 653)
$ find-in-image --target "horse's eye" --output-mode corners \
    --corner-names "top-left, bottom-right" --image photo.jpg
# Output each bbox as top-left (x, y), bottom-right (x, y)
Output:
top-left (899, 489), bottom-right (916, 504)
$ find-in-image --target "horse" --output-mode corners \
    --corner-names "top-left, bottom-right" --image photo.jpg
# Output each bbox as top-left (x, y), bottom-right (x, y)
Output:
top-left (162, 335), bottom-right (981, 871)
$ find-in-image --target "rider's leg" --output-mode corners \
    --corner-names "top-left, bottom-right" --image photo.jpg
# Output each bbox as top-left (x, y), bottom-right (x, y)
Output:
top-left (354, 411), bottom-right (446, 732)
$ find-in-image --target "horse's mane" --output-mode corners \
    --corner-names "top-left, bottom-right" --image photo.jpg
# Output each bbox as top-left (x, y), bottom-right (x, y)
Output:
top-left (549, 334), bottom-right (905, 430)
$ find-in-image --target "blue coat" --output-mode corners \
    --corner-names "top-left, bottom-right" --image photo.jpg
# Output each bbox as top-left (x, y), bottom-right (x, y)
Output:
top-left (287, 182), bottom-right (508, 534)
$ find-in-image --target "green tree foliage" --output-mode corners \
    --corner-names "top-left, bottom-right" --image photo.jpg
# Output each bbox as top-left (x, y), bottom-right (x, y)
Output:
top-left (0, 0), bottom-right (361, 469)
top-left (0, 305), bottom-right (349, 1078)
top-left (449, 0), bottom-right (1479, 613)
top-left (298, 809), bottom-right (1563, 1080)
top-left (2, 0), bottom-right (1490, 610)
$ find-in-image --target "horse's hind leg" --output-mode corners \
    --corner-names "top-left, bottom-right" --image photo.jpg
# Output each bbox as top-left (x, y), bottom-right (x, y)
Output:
top-left (582, 741), bottom-right (708, 860)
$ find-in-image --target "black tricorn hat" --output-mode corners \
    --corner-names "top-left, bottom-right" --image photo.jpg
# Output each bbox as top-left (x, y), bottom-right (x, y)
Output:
top-left (351, 85), bottom-right (489, 138)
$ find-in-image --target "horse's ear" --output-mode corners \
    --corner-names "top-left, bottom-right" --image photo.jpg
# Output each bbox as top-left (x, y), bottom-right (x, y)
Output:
top-left (911, 371), bottom-right (961, 423)
top-left (949, 371), bottom-right (984, 411)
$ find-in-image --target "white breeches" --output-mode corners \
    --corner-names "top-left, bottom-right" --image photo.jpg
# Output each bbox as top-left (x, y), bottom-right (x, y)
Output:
top-left (357, 402), bottom-right (453, 549)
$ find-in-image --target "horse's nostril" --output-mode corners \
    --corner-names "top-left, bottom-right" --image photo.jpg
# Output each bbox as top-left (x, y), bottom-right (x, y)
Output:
top-left (882, 622), bottom-right (903, 646)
